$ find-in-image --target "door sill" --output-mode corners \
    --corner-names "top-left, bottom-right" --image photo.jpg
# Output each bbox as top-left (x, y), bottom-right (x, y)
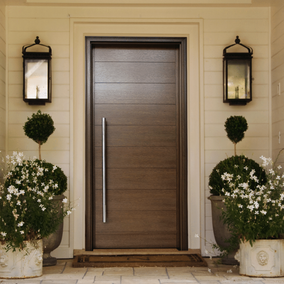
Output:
top-left (74, 248), bottom-right (201, 256)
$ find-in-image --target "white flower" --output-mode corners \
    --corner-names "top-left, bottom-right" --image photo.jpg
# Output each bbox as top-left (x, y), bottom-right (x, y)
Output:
top-left (67, 210), bottom-right (72, 215)
top-left (17, 221), bottom-right (24, 227)
top-left (42, 207), bottom-right (46, 211)
top-left (62, 198), bottom-right (68, 203)
top-left (260, 210), bottom-right (267, 215)
top-left (1, 232), bottom-right (7, 237)
top-left (20, 231), bottom-right (24, 234)
top-left (6, 194), bottom-right (12, 201)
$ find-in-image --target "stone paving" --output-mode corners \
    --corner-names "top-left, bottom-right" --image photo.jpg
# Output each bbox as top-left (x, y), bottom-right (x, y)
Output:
top-left (1, 259), bottom-right (284, 284)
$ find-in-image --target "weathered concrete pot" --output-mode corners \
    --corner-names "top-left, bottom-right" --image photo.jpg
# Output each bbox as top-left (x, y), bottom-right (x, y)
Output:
top-left (208, 195), bottom-right (238, 265)
top-left (43, 195), bottom-right (64, 267)
top-left (235, 239), bottom-right (284, 277)
top-left (0, 239), bottom-right (43, 279)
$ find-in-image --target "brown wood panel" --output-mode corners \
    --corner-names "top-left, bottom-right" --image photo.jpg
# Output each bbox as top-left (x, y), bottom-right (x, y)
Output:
top-left (94, 234), bottom-right (176, 248)
top-left (94, 126), bottom-right (176, 147)
top-left (94, 84), bottom-right (176, 104)
top-left (94, 46), bottom-right (177, 62)
top-left (95, 169), bottom-right (176, 190)
top-left (86, 38), bottom-right (188, 250)
top-left (94, 62), bottom-right (176, 83)
top-left (95, 210), bottom-right (176, 234)
top-left (95, 190), bottom-right (176, 211)
top-left (94, 147), bottom-right (176, 169)
top-left (94, 105), bottom-right (176, 126)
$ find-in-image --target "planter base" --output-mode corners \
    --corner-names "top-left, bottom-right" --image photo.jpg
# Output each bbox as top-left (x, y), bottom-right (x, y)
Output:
top-left (235, 239), bottom-right (284, 277)
top-left (0, 240), bottom-right (43, 279)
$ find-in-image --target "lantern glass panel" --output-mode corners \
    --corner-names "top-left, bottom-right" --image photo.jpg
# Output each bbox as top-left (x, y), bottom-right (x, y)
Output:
top-left (227, 59), bottom-right (250, 100)
top-left (25, 59), bottom-right (48, 99)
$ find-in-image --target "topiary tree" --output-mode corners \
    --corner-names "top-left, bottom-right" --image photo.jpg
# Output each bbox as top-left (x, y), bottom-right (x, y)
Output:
top-left (225, 116), bottom-right (248, 156)
top-left (23, 110), bottom-right (55, 160)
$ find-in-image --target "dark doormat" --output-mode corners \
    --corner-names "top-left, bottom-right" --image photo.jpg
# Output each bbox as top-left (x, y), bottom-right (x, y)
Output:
top-left (73, 254), bottom-right (208, 267)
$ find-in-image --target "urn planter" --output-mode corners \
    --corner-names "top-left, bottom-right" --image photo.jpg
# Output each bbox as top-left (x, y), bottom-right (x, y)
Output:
top-left (235, 239), bottom-right (284, 277)
top-left (208, 195), bottom-right (238, 265)
top-left (43, 194), bottom-right (64, 266)
top-left (0, 239), bottom-right (43, 279)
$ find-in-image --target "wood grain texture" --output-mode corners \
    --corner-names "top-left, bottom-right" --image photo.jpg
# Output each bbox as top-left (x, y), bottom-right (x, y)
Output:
top-left (94, 105), bottom-right (176, 126)
top-left (94, 126), bottom-right (176, 147)
top-left (94, 83), bottom-right (176, 104)
top-left (85, 39), bottom-right (187, 250)
top-left (94, 235), bottom-right (177, 249)
top-left (95, 210), bottom-right (176, 234)
top-left (94, 147), bottom-right (176, 168)
top-left (94, 168), bottom-right (176, 190)
top-left (94, 62), bottom-right (176, 83)
top-left (95, 190), bottom-right (176, 211)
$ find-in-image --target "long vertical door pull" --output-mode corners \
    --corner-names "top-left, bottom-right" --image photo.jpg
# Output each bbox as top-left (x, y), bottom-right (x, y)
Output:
top-left (102, 117), bottom-right (107, 223)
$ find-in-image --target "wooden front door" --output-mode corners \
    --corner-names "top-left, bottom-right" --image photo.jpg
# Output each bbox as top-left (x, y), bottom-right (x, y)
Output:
top-left (85, 37), bottom-right (188, 251)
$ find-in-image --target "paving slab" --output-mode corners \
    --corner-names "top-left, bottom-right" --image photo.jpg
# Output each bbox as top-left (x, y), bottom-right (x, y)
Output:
top-left (134, 267), bottom-right (168, 277)
top-left (103, 267), bottom-right (133, 276)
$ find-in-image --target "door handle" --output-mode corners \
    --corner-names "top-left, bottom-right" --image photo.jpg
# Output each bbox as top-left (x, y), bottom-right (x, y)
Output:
top-left (102, 117), bottom-right (107, 223)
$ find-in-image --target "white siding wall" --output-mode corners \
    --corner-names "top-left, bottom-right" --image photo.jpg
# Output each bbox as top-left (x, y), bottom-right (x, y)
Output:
top-left (7, 7), bottom-right (71, 257)
top-left (0, 0), bottom-right (5, 166)
top-left (6, 4), bottom-right (270, 256)
top-left (271, 1), bottom-right (284, 167)
top-left (203, 8), bottom-right (270, 254)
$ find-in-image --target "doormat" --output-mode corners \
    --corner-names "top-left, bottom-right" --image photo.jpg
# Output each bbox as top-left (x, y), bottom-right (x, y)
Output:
top-left (73, 254), bottom-right (208, 267)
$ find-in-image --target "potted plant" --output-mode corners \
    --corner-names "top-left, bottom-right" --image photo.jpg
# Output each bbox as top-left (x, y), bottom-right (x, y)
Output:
top-left (0, 152), bottom-right (71, 278)
top-left (208, 116), bottom-right (267, 264)
top-left (23, 110), bottom-right (68, 266)
top-left (222, 150), bottom-right (284, 277)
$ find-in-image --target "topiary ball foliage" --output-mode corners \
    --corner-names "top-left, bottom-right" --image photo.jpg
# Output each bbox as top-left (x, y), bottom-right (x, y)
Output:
top-left (39, 160), bottom-right (68, 195)
top-left (209, 155), bottom-right (267, 196)
top-left (225, 116), bottom-right (248, 144)
top-left (23, 110), bottom-right (55, 145)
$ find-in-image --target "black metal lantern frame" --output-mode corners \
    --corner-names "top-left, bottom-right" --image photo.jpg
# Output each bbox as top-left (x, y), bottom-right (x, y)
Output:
top-left (22, 36), bottom-right (52, 105)
top-left (223, 36), bottom-right (253, 105)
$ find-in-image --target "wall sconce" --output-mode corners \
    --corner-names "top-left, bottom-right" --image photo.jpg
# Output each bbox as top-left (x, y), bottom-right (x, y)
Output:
top-left (22, 36), bottom-right (52, 105)
top-left (223, 36), bottom-right (253, 105)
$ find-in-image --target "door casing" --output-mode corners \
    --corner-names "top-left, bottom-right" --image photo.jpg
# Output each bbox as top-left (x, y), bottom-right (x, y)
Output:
top-left (85, 36), bottom-right (188, 251)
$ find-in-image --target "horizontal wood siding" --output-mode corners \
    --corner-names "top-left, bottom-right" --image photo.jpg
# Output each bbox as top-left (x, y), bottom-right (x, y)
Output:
top-left (271, 2), bottom-right (284, 168)
top-left (0, 0), bottom-right (5, 170)
top-left (203, 7), bottom-right (270, 254)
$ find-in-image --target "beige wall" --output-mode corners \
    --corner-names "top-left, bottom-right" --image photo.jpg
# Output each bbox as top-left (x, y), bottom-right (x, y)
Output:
top-left (0, 0), bottom-right (5, 161)
top-left (271, 1), bottom-right (284, 165)
top-left (5, 4), bottom-right (270, 257)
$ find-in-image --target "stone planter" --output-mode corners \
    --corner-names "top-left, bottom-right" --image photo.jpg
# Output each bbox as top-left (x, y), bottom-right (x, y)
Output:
top-left (208, 195), bottom-right (238, 265)
top-left (43, 195), bottom-right (64, 266)
top-left (0, 239), bottom-right (43, 279)
top-left (235, 239), bottom-right (284, 277)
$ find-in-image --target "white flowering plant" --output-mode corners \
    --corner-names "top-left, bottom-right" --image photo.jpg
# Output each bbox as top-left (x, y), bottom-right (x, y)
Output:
top-left (221, 150), bottom-right (284, 246)
top-left (0, 152), bottom-right (72, 251)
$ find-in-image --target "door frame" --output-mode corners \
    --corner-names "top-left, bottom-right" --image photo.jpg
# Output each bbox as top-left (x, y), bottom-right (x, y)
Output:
top-left (85, 36), bottom-right (188, 251)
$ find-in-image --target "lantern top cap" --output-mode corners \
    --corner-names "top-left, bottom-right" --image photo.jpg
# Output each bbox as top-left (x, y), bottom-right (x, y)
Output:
top-left (223, 35), bottom-right (253, 56)
top-left (22, 36), bottom-right (52, 56)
